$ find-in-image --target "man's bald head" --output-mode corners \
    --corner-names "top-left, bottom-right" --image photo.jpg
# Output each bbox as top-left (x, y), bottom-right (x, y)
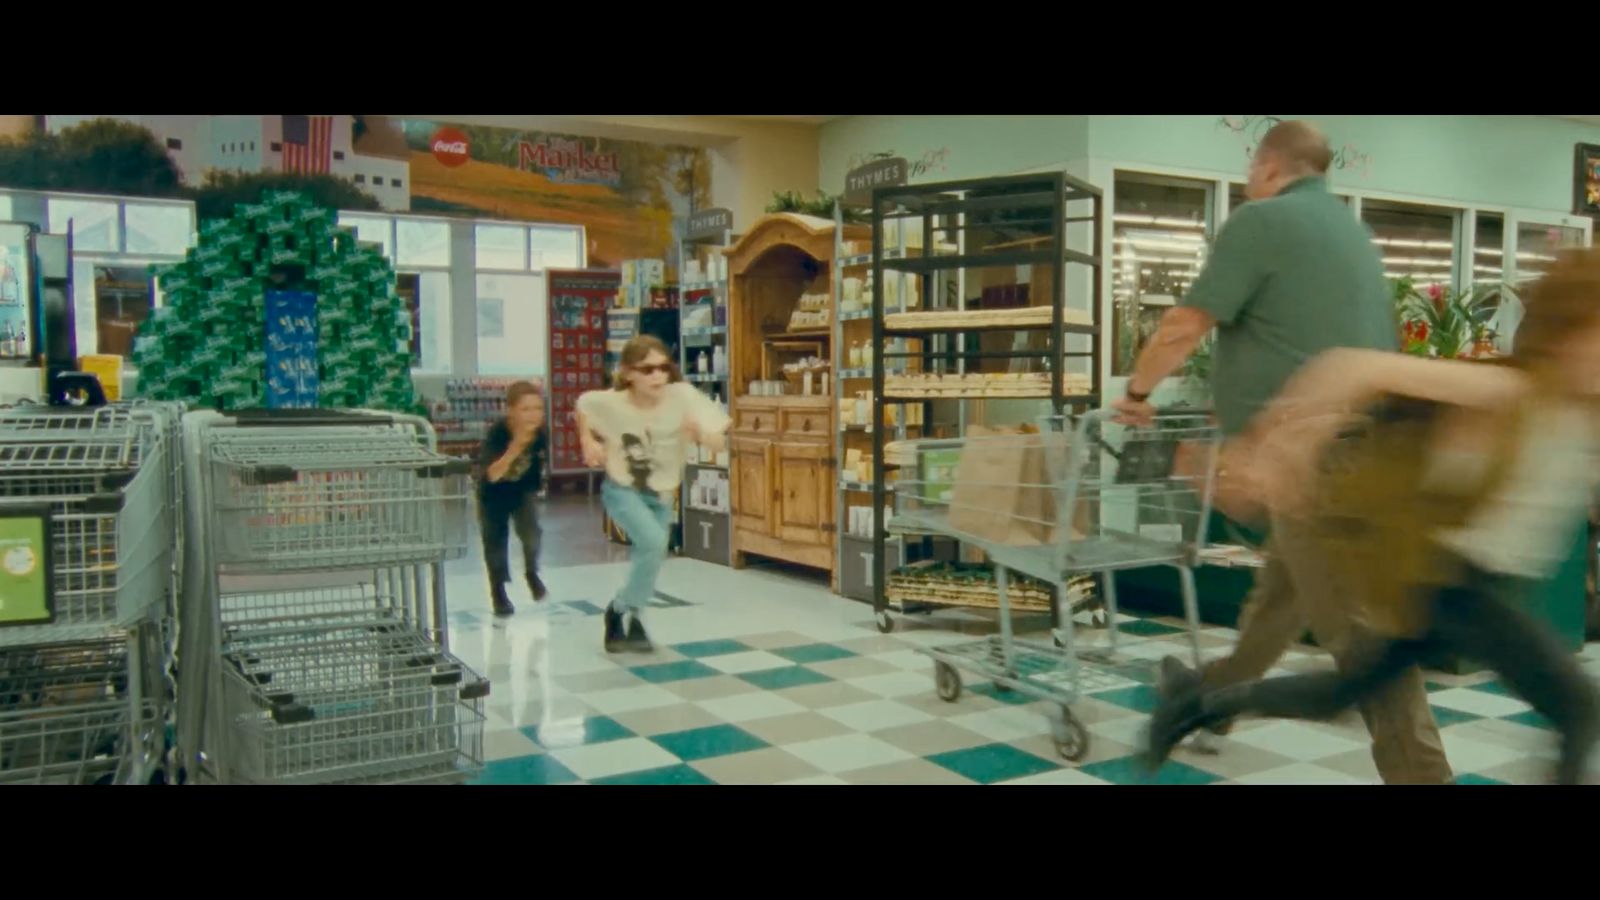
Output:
top-left (1245, 120), bottom-right (1332, 201)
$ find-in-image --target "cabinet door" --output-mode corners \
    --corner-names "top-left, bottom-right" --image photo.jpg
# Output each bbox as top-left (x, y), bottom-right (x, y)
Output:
top-left (776, 440), bottom-right (834, 546)
top-left (732, 436), bottom-right (774, 536)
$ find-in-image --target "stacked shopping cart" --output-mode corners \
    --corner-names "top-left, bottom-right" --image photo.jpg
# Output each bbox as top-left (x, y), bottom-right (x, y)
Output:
top-left (0, 402), bottom-right (184, 784)
top-left (175, 409), bottom-right (488, 784)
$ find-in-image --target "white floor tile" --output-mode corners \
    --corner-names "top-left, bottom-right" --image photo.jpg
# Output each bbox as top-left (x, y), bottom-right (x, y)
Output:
top-left (1429, 687), bottom-right (1532, 718)
top-left (484, 728), bottom-right (541, 761)
top-left (851, 671), bottom-right (941, 699)
top-left (695, 691), bottom-right (809, 724)
top-left (786, 733), bottom-right (914, 774)
top-left (950, 706), bottom-right (1055, 744)
top-left (1440, 730), bottom-right (1531, 774)
top-left (777, 775), bottom-right (852, 785)
top-left (818, 699), bottom-right (935, 733)
top-left (550, 738), bottom-right (682, 781)
top-left (1234, 763), bottom-right (1378, 785)
top-left (580, 684), bottom-right (684, 716)
top-left (1228, 721), bottom-right (1368, 762)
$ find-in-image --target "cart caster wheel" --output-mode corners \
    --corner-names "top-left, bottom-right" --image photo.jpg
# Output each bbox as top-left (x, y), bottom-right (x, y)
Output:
top-left (876, 612), bottom-right (896, 634)
top-left (1053, 709), bottom-right (1090, 762)
top-left (934, 662), bottom-right (962, 703)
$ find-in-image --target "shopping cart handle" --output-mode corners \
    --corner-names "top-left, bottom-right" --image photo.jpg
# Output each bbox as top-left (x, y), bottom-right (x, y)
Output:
top-left (421, 459), bottom-right (473, 478)
top-left (242, 465), bottom-right (299, 486)
top-left (460, 679), bottom-right (491, 701)
top-left (83, 493), bottom-right (126, 514)
top-left (270, 701), bottom-right (314, 725)
top-left (231, 408), bottom-right (394, 427)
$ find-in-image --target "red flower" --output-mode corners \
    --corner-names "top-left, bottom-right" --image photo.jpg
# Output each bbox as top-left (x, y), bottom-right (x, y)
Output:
top-left (1426, 283), bottom-right (1445, 312)
top-left (1402, 319), bottom-right (1430, 344)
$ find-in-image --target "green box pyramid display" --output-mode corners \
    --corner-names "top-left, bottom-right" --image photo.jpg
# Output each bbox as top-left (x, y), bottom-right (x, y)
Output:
top-left (131, 190), bottom-right (418, 413)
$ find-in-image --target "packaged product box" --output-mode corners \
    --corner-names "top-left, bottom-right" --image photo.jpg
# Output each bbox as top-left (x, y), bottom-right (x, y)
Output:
top-left (78, 354), bottom-right (124, 401)
top-left (333, 228), bottom-right (359, 253)
top-left (237, 202), bottom-right (274, 224)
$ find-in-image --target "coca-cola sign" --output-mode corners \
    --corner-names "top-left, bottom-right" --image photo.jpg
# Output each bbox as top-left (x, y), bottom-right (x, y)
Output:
top-left (430, 126), bottom-right (471, 168)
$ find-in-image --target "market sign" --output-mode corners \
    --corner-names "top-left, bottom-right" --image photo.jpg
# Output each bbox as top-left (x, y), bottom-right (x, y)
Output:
top-left (518, 136), bottom-right (622, 186)
top-left (843, 157), bottom-right (908, 208)
top-left (0, 507), bottom-right (53, 627)
top-left (686, 208), bottom-right (733, 243)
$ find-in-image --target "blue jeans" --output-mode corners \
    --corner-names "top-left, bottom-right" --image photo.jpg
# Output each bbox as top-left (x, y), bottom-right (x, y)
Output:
top-left (602, 480), bottom-right (673, 616)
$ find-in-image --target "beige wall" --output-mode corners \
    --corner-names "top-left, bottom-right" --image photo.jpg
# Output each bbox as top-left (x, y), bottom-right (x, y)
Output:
top-left (406, 116), bottom-right (821, 234)
top-left (0, 115), bottom-right (35, 138)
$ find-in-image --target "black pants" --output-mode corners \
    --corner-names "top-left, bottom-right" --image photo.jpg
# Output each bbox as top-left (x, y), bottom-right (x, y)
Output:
top-left (480, 493), bottom-right (540, 586)
top-left (1204, 562), bottom-right (1600, 784)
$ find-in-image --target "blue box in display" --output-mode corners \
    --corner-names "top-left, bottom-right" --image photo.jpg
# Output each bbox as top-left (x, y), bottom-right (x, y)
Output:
top-left (264, 290), bottom-right (320, 409)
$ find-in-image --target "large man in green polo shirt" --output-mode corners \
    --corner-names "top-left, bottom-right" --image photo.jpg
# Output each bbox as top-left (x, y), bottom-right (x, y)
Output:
top-left (1113, 120), bottom-right (1453, 784)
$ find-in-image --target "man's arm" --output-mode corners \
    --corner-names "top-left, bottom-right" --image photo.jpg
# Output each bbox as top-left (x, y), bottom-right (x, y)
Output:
top-left (1113, 206), bottom-right (1268, 424)
top-left (1126, 306), bottom-right (1215, 398)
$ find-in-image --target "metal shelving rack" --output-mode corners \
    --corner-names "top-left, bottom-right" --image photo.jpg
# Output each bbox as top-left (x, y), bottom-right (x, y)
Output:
top-left (868, 171), bottom-right (1104, 634)
top-left (677, 227), bottom-right (734, 565)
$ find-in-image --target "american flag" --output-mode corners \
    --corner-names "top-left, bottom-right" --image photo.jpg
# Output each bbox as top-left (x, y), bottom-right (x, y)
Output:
top-left (281, 115), bottom-right (333, 174)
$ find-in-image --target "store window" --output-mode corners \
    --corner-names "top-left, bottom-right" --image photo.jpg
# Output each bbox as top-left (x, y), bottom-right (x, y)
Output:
top-left (1512, 221), bottom-right (1583, 284)
top-left (1361, 199), bottom-right (1456, 288)
top-left (336, 213), bottom-right (394, 262)
top-left (476, 224), bottom-right (528, 270)
top-left (124, 202), bottom-right (194, 257)
top-left (475, 272), bottom-right (546, 375)
top-left (395, 218), bottom-right (450, 268)
top-left (47, 197), bottom-right (119, 253)
top-left (1112, 174), bottom-right (1211, 375)
top-left (394, 271), bottom-right (452, 373)
top-left (93, 266), bottom-right (154, 359)
top-left (529, 226), bottom-right (583, 271)
top-left (1473, 212), bottom-right (1505, 284)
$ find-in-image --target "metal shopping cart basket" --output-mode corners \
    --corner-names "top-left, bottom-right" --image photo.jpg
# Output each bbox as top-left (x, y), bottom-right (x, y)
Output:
top-left (175, 409), bottom-right (488, 785)
top-left (0, 402), bottom-right (183, 783)
top-left (889, 410), bottom-right (1219, 761)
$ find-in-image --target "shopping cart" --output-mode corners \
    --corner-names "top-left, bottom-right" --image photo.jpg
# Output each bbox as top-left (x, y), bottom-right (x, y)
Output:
top-left (889, 410), bottom-right (1219, 761)
top-left (0, 402), bottom-right (183, 783)
top-left (175, 409), bottom-right (488, 785)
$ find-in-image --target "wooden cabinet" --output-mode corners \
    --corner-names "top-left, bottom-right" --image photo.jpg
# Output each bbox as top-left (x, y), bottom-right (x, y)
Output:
top-left (729, 396), bottom-right (835, 575)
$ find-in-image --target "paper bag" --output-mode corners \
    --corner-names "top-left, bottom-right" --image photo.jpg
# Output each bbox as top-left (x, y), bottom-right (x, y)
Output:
top-left (947, 425), bottom-right (1082, 545)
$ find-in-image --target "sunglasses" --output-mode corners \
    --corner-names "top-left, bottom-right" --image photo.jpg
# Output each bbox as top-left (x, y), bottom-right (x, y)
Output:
top-left (630, 363), bottom-right (673, 376)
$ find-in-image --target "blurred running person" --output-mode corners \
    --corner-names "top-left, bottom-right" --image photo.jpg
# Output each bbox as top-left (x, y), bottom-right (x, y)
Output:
top-left (478, 380), bottom-right (549, 617)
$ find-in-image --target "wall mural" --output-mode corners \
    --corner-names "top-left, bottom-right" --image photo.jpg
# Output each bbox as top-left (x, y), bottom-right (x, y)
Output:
top-left (0, 116), bottom-right (711, 269)
top-left (1217, 116), bottom-right (1371, 178)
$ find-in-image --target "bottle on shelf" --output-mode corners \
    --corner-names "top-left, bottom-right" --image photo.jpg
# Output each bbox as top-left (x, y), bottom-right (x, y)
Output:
top-left (712, 345), bottom-right (726, 376)
top-left (697, 350), bottom-right (710, 375)
top-left (0, 323), bottom-right (15, 359)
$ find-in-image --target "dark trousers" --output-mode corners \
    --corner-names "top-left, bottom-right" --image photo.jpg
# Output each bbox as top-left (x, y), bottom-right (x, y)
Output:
top-left (1206, 561), bottom-right (1600, 784)
top-left (480, 492), bottom-right (540, 586)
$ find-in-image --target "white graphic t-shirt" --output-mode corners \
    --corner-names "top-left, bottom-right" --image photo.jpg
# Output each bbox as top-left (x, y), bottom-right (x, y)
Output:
top-left (577, 383), bottom-right (731, 494)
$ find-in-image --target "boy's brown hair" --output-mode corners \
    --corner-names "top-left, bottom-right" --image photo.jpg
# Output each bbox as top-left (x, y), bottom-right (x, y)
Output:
top-left (1509, 247), bottom-right (1600, 384)
top-left (506, 380), bottom-right (541, 406)
top-left (613, 335), bottom-right (683, 390)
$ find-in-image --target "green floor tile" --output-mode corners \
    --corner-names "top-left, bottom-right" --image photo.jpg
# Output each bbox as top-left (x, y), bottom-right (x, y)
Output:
top-left (670, 639), bottom-right (752, 659)
top-left (1455, 773), bottom-right (1508, 785)
top-left (926, 743), bottom-right (1061, 785)
top-left (738, 666), bottom-right (834, 691)
top-left (1505, 709), bottom-right (1555, 731)
top-left (771, 643), bottom-right (858, 664)
top-left (628, 660), bottom-right (721, 684)
top-left (1430, 705), bottom-right (1484, 728)
top-left (473, 754), bottom-right (581, 786)
top-left (1094, 685), bottom-right (1161, 714)
top-left (650, 724), bottom-right (769, 762)
top-left (1081, 755), bottom-right (1221, 786)
top-left (968, 682), bottom-right (1041, 706)
top-left (1118, 619), bottom-right (1187, 637)
top-left (522, 716), bottom-right (634, 749)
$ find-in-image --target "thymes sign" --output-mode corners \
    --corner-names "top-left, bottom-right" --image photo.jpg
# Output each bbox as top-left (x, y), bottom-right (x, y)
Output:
top-left (843, 157), bottom-right (908, 207)
top-left (686, 208), bottom-right (733, 242)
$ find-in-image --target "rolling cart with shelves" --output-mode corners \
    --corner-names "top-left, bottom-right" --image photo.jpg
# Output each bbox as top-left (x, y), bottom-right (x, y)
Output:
top-left (866, 172), bottom-right (1106, 635)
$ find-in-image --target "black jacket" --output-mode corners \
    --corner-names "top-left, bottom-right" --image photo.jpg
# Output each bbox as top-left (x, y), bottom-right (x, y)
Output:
top-left (478, 419), bottom-right (547, 507)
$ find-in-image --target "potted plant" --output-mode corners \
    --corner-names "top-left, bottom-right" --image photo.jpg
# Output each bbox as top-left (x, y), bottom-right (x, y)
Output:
top-left (1393, 279), bottom-right (1514, 360)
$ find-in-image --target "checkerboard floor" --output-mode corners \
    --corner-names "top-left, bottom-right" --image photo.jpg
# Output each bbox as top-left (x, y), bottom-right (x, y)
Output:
top-left (451, 536), bottom-right (1600, 786)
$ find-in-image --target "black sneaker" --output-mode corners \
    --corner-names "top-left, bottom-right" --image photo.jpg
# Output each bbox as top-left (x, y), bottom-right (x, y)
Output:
top-left (625, 615), bottom-right (654, 654)
top-left (491, 583), bottom-right (516, 618)
top-left (1158, 656), bottom-right (1232, 736)
top-left (528, 573), bottom-right (549, 602)
top-left (603, 606), bottom-right (627, 654)
top-left (1142, 685), bottom-right (1207, 775)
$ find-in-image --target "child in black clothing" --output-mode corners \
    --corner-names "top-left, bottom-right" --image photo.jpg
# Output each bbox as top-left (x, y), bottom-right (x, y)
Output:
top-left (478, 380), bottom-right (549, 616)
